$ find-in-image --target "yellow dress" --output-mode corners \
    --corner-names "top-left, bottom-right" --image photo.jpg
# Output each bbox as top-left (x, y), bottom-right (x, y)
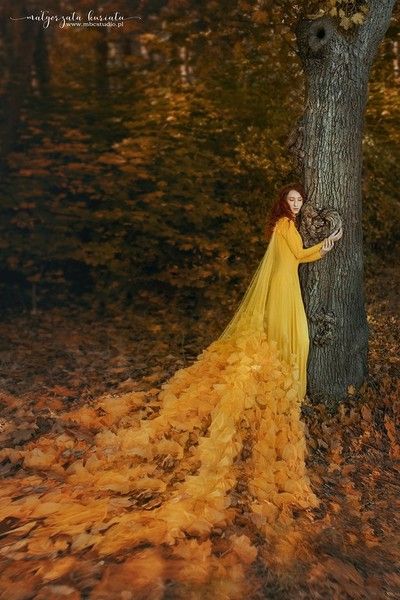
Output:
top-left (0, 215), bottom-right (326, 565)
top-left (264, 217), bottom-right (324, 398)
top-left (217, 215), bottom-right (324, 399)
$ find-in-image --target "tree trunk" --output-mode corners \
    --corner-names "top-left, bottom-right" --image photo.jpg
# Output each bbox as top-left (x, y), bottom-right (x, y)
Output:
top-left (0, 0), bottom-right (37, 165)
top-left (289, 1), bottom-right (396, 403)
top-left (32, 27), bottom-right (51, 98)
top-left (95, 29), bottom-right (109, 95)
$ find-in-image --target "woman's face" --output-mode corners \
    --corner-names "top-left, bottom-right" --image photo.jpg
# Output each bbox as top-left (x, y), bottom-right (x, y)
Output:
top-left (286, 189), bottom-right (303, 216)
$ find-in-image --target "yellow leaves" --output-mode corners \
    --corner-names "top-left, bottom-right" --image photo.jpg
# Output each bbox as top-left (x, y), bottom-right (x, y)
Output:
top-left (1, 494), bottom-right (41, 521)
top-left (27, 536), bottom-right (58, 557)
top-left (131, 477), bottom-right (167, 492)
top-left (23, 448), bottom-right (58, 470)
top-left (71, 531), bottom-right (103, 552)
top-left (61, 406), bottom-right (101, 429)
top-left (0, 328), bottom-right (321, 587)
top-left (250, 499), bottom-right (279, 524)
top-left (306, 8), bottom-right (326, 20)
top-left (97, 515), bottom-right (169, 555)
top-left (3, 315), bottom-right (398, 596)
top-left (154, 437), bottom-right (184, 459)
top-left (326, 1), bottom-right (369, 29)
top-left (172, 538), bottom-right (212, 561)
top-left (351, 12), bottom-right (365, 25)
top-left (97, 392), bottom-right (142, 421)
top-left (94, 428), bottom-right (119, 448)
top-left (31, 502), bottom-right (63, 517)
top-left (339, 16), bottom-right (351, 30)
top-left (230, 534), bottom-right (258, 564)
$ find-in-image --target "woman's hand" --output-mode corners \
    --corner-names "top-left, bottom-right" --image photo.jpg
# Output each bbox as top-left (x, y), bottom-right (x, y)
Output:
top-left (321, 238), bottom-right (335, 256)
top-left (328, 226), bottom-right (343, 242)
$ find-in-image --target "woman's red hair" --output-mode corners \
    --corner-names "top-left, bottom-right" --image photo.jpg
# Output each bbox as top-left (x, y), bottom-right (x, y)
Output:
top-left (264, 182), bottom-right (306, 239)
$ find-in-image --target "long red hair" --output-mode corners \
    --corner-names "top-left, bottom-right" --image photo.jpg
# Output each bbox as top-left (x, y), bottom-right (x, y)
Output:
top-left (264, 182), bottom-right (306, 239)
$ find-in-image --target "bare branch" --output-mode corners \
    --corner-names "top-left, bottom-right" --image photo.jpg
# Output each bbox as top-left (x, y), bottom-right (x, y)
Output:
top-left (355, 0), bottom-right (398, 63)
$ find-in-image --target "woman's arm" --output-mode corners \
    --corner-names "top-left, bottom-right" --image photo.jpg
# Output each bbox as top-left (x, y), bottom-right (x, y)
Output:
top-left (298, 244), bottom-right (324, 263)
top-left (278, 219), bottom-right (324, 263)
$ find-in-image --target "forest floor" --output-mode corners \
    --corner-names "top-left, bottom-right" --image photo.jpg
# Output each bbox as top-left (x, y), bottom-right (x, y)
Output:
top-left (0, 256), bottom-right (399, 600)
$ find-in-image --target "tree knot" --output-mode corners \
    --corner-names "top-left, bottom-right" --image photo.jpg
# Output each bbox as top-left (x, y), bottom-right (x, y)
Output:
top-left (299, 203), bottom-right (342, 247)
top-left (311, 308), bottom-right (337, 346)
top-left (295, 16), bottom-right (335, 60)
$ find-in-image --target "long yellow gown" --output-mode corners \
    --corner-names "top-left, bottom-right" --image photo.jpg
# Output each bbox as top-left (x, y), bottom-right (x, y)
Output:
top-left (0, 215), bottom-right (326, 564)
top-left (217, 216), bottom-right (324, 398)
top-left (264, 216), bottom-right (324, 398)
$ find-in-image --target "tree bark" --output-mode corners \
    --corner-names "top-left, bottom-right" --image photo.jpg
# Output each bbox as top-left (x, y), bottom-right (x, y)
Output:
top-left (290, 0), bottom-right (397, 403)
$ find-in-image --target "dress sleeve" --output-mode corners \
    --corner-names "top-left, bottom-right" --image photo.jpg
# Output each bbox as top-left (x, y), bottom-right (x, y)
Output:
top-left (277, 218), bottom-right (324, 263)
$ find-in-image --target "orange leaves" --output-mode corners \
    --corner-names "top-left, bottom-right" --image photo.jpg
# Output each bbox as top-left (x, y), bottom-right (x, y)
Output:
top-left (308, 557), bottom-right (364, 596)
top-left (4, 318), bottom-right (399, 598)
top-left (172, 537), bottom-right (212, 561)
top-left (97, 515), bottom-right (169, 556)
top-left (384, 415), bottom-right (400, 459)
top-left (0, 329), bottom-right (319, 577)
top-left (230, 534), bottom-right (258, 564)
top-left (37, 556), bottom-right (77, 583)
top-left (169, 540), bottom-right (212, 584)
top-left (91, 549), bottom-right (165, 600)
top-left (23, 448), bottom-right (59, 471)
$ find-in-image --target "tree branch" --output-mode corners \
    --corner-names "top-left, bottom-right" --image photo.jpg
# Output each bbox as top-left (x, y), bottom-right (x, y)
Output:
top-left (354, 0), bottom-right (397, 63)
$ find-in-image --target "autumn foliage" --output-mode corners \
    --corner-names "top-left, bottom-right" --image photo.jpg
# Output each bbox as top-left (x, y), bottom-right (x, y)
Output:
top-left (0, 0), bottom-right (399, 312)
top-left (0, 261), bottom-right (398, 598)
top-left (0, 1), bottom-right (399, 598)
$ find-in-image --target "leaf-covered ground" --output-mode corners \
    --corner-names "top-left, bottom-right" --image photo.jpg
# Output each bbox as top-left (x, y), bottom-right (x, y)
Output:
top-left (0, 257), bottom-right (399, 600)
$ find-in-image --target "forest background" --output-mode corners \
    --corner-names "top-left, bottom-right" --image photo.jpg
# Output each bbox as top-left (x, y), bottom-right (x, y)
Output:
top-left (0, 2), bottom-right (399, 598)
top-left (1, 0), bottom-right (399, 320)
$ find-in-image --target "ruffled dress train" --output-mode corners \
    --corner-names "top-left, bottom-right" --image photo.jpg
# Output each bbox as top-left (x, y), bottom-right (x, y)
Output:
top-left (0, 216), bottom-right (325, 561)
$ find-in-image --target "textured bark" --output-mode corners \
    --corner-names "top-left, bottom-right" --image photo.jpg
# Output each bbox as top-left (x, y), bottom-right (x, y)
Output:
top-left (289, 1), bottom-right (397, 403)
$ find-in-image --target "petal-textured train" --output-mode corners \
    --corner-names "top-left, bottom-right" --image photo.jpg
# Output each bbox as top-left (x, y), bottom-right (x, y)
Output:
top-left (86, 216), bottom-right (325, 553)
top-left (0, 216), bottom-right (325, 560)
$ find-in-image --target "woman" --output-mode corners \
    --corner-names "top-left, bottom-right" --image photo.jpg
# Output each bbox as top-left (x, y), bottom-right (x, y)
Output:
top-left (218, 182), bottom-right (342, 399)
top-left (265, 185), bottom-right (341, 398)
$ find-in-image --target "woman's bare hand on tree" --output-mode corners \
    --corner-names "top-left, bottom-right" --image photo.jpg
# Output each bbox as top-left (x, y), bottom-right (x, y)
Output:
top-left (328, 226), bottom-right (343, 242)
top-left (321, 238), bottom-right (335, 256)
